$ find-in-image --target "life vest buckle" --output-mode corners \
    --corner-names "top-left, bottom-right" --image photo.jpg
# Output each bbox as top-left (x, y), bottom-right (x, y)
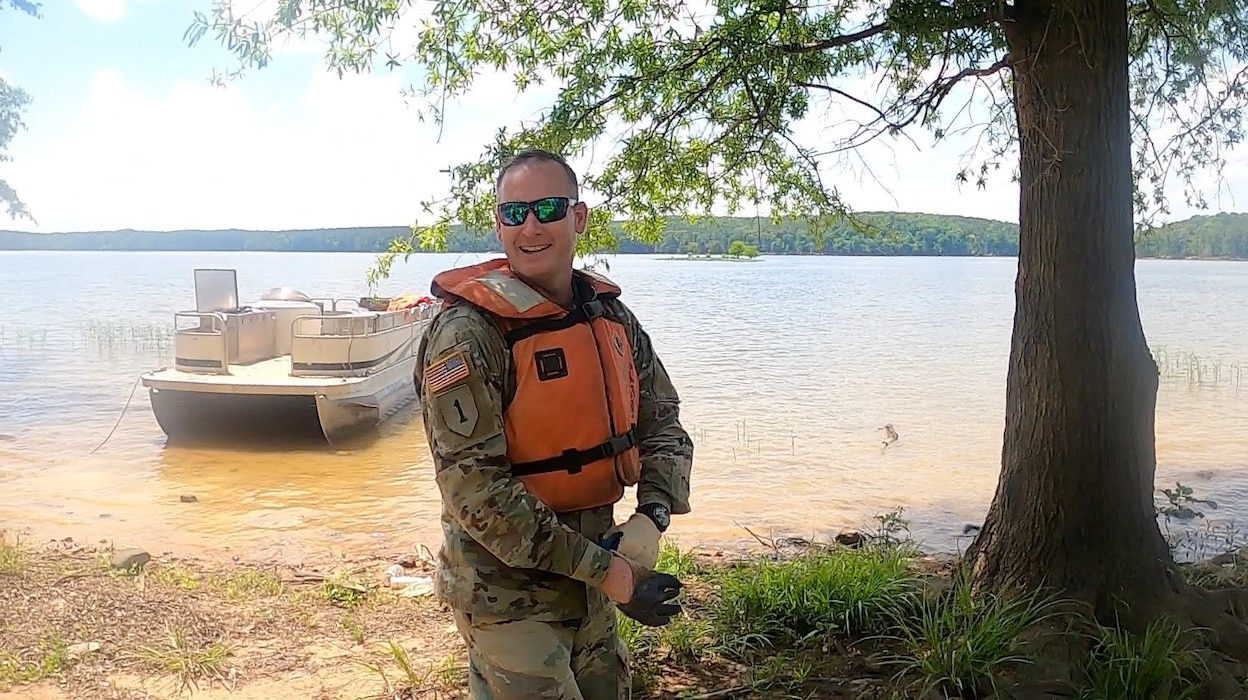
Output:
top-left (561, 449), bottom-right (583, 474)
top-left (580, 299), bottom-right (605, 319)
top-left (605, 433), bottom-right (636, 456)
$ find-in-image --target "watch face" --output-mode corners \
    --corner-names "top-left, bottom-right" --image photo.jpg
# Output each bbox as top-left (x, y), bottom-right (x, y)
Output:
top-left (652, 505), bottom-right (670, 528)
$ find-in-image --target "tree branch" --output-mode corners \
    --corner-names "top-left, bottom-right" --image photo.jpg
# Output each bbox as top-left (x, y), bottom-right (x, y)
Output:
top-left (927, 55), bottom-right (1013, 110)
top-left (565, 36), bottom-right (725, 135)
top-left (794, 53), bottom-right (1012, 159)
top-left (777, 22), bottom-right (888, 54)
top-left (776, 4), bottom-right (1007, 56)
top-left (796, 81), bottom-right (904, 130)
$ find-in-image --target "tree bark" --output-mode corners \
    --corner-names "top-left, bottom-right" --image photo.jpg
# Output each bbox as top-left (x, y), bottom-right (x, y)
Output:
top-left (964, 0), bottom-right (1183, 622)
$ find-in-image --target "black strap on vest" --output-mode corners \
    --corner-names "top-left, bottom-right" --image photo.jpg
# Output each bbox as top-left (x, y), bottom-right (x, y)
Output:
top-left (503, 298), bottom-right (608, 348)
top-left (510, 430), bottom-right (638, 476)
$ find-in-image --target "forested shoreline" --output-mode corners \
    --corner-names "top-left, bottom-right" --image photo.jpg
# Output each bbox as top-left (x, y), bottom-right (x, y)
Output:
top-left (3, 210), bottom-right (1247, 259)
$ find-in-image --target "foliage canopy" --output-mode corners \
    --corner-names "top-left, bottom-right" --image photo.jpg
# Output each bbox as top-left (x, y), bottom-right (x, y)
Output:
top-left (188, 0), bottom-right (1248, 283)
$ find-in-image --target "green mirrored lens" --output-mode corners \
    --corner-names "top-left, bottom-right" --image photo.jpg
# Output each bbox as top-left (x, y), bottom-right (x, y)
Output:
top-left (501, 202), bottom-right (529, 224)
top-left (534, 198), bottom-right (560, 221)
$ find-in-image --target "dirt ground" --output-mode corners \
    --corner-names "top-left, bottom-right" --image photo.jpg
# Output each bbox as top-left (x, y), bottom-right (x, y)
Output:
top-left (19, 527), bottom-right (1246, 700)
top-left (0, 533), bottom-right (473, 700)
top-left (1, 533), bottom-right (861, 700)
top-left (1, 529), bottom-right (922, 700)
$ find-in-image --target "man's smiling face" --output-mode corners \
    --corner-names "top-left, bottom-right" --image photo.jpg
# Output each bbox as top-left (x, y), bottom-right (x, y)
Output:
top-left (494, 158), bottom-right (587, 302)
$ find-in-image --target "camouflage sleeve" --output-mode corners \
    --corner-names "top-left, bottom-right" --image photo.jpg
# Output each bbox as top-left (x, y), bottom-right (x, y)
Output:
top-left (615, 302), bottom-right (694, 515)
top-left (417, 305), bottom-right (615, 586)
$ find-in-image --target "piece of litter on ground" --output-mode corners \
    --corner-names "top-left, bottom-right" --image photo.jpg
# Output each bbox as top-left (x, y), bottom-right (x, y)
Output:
top-left (397, 578), bottom-right (435, 597)
top-left (66, 642), bottom-right (101, 657)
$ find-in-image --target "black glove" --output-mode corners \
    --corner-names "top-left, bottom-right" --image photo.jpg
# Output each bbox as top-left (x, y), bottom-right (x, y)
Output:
top-left (615, 564), bottom-right (684, 627)
top-left (600, 530), bottom-right (624, 551)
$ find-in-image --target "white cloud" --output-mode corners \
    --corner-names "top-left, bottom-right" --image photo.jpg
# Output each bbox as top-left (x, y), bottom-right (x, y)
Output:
top-left (76, 0), bottom-right (126, 22)
top-left (6, 65), bottom-right (557, 232)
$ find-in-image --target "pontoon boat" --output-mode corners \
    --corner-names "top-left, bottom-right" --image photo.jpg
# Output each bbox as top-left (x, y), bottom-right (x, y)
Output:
top-left (140, 268), bottom-right (440, 444)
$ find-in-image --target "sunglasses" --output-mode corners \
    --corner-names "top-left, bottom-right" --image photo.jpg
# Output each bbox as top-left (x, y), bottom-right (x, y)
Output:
top-left (497, 197), bottom-right (578, 226)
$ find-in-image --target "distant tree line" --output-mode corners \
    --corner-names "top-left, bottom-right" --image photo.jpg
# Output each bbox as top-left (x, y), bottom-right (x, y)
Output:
top-left (3, 211), bottom-right (1247, 259)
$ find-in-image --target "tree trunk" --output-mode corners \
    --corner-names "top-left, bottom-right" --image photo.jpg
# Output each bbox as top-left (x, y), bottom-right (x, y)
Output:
top-left (964, 0), bottom-right (1182, 622)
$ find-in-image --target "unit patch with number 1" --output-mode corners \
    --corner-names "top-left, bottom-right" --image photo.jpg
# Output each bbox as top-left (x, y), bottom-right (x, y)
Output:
top-left (424, 349), bottom-right (479, 438)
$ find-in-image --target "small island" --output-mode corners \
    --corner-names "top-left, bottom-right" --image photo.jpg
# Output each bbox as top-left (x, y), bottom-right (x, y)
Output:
top-left (662, 239), bottom-right (764, 261)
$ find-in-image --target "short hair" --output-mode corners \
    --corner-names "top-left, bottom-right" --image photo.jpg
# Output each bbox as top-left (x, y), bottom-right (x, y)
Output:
top-left (495, 148), bottom-right (580, 200)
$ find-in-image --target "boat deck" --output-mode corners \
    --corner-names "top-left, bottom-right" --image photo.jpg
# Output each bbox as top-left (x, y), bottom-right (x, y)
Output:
top-left (143, 355), bottom-right (367, 395)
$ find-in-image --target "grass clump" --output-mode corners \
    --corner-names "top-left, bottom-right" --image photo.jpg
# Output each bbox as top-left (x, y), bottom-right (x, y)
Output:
top-left (211, 569), bottom-right (284, 600)
top-left (145, 562), bottom-right (202, 590)
top-left (0, 635), bottom-right (71, 689)
top-left (125, 624), bottom-right (233, 694)
top-left (618, 522), bottom-right (929, 697)
top-left (0, 530), bottom-right (23, 576)
top-left (713, 542), bottom-right (917, 647)
top-left (77, 320), bottom-right (173, 356)
top-left (1150, 346), bottom-right (1244, 391)
top-left (360, 643), bottom-right (466, 700)
top-left (878, 574), bottom-right (1069, 698)
top-left (1075, 616), bottom-right (1207, 700)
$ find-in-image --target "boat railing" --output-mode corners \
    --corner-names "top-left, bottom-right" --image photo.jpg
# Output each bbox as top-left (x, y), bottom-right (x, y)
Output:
top-left (168, 298), bottom-right (443, 377)
top-left (308, 297), bottom-right (366, 314)
top-left (171, 310), bottom-right (279, 375)
top-left (287, 303), bottom-right (440, 377)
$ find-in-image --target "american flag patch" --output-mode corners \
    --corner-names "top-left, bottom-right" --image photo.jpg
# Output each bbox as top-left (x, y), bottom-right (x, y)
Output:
top-left (426, 351), bottom-right (470, 394)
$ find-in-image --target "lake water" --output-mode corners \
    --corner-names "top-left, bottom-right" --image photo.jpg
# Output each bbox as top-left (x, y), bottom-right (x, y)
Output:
top-left (0, 251), bottom-right (1245, 565)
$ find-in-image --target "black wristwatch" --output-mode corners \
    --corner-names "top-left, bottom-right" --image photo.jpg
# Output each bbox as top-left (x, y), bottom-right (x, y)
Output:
top-left (638, 503), bottom-right (670, 532)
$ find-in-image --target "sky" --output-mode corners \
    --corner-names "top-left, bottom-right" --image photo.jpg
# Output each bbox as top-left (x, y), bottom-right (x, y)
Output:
top-left (2, 1), bottom-right (1247, 234)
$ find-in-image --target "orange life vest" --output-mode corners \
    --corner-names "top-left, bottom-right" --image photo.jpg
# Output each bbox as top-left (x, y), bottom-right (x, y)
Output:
top-left (430, 259), bottom-right (641, 513)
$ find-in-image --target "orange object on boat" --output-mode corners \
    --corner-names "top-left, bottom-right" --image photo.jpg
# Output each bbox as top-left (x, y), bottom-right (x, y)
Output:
top-left (386, 294), bottom-right (435, 311)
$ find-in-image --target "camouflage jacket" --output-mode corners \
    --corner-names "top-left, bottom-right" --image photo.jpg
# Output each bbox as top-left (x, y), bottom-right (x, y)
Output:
top-left (414, 269), bottom-right (694, 621)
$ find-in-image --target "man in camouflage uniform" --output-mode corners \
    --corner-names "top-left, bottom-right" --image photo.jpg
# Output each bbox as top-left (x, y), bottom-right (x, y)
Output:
top-left (414, 148), bottom-right (694, 699)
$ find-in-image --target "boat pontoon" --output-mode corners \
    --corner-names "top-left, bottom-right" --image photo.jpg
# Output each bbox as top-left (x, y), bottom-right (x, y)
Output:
top-left (140, 268), bottom-right (440, 444)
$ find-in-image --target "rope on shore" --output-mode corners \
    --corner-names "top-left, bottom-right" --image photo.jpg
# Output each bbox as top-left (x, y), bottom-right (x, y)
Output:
top-left (89, 375), bottom-right (141, 455)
